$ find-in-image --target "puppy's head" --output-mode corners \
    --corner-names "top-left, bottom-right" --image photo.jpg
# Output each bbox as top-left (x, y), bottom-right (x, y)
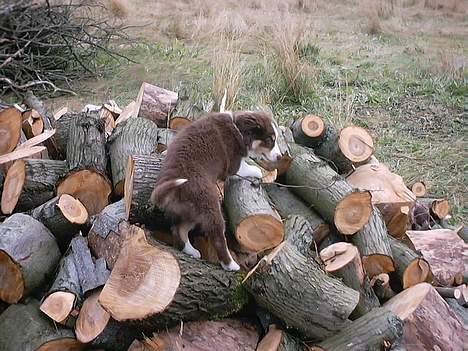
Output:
top-left (234, 111), bottom-right (282, 162)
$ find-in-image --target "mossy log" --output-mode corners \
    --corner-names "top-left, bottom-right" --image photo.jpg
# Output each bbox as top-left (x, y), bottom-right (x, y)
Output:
top-left (257, 324), bottom-right (306, 351)
top-left (98, 225), bottom-right (248, 331)
top-left (224, 176), bottom-right (284, 253)
top-left (0, 213), bottom-right (60, 303)
top-left (1, 158), bottom-right (67, 214)
top-left (245, 240), bottom-right (360, 340)
top-left (0, 107), bottom-right (22, 156)
top-left (134, 82), bottom-right (178, 127)
top-left (286, 144), bottom-right (372, 235)
top-left (311, 308), bottom-right (404, 351)
top-left (384, 283), bottom-right (464, 351)
top-left (264, 184), bottom-right (330, 245)
top-left (30, 194), bottom-right (88, 251)
top-left (57, 113), bottom-right (111, 216)
top-left (320, 242), bottom-right (380, 318)
top-left (388, 236), bottom-right (433, 289)
top-left (107, 118), bottom-right (159, 197)
top-left (0, 299), bottom-right (84, 351)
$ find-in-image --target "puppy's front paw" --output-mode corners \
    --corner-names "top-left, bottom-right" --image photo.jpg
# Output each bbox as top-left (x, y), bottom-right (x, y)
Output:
top-left (243, 164), bottom-right (262, 179)
top-left (221, 259), bottom-right (240, 271)
top-left (183, 242), bottom-right (201, 259)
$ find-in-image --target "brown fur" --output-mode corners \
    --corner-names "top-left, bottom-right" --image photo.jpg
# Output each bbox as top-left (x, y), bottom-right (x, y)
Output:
top-left (150, 111), bottom-right (276, 266)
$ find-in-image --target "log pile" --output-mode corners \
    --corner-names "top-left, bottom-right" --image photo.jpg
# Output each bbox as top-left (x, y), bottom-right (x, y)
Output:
top-left (0, 86), bottom-right (465, 351)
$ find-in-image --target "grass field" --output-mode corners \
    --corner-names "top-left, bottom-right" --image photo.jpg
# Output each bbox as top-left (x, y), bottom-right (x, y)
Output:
top-left (50, 0), bottom-right (467, 220)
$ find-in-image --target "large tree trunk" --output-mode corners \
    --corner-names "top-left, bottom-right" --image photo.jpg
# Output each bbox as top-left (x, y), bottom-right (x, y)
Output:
top-left (135, 319), bottom-right (259, 351)
top-left (257, 324), bottom-right (306, 351)
top-left (98, 225), bottom-right (248, 331)
top-left (134, 82), bottom-right (178, 127)
top-left (384, 283), bottom-right (464, 351)
top-left (388, 236), bottom-right (433, 289)
top-left (30, 194), bottom-right (88, 251)
top-left (107, 118), bottom-right (159, 197)
top-left (224, 176), bottom-right (284, 253)
top-left (320, 242), bottom-right (380, 318)
top-left (124, 154), bottom-right (168, 229)
top-left (351, 207), bottom-right (395, 278)
top-left (0, 299), bottom-right (84, 351)
top-left (310, 308), bottom-right (404, 351)
top-left (405, 229), bottom-right (465, 286)
top-left (0, 107), bottom-right (22, 156)
top-left (245, 240), bottom-right (360, 340)
top-left (1, 158), bottom-right (67, 214)
top-left (0, 213), bottom-right (60, 303)
top-left (285, 144), bottom-right (372, 235)
top-left (57, 113), bottom-right (111, 216)
top-left (290, 116), bottom-right (374, 174)
top-left (264, 184), bottom-right (330, 245)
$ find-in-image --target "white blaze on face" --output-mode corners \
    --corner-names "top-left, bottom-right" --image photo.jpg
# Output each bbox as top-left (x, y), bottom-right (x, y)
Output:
top-left (266, 121), bottom-right (282, 162)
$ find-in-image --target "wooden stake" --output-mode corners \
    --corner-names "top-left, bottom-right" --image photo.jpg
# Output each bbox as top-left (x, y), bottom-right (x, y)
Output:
top-left (134, 82), bottom-right (178, 127)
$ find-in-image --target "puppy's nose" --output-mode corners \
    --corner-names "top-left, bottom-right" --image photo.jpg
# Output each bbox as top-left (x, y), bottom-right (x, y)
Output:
top-left (276, 154), bottom-right (282, 161)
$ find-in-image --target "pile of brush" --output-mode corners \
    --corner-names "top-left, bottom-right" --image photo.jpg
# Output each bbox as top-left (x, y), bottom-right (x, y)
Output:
top-left (0, 83), bottom-right (466, 351)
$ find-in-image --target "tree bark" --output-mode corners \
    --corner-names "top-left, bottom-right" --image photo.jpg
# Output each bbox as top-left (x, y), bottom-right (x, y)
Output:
top-left (246, 241), bottom-right (360, 340)
top-left (0, 107), bottom-right (22, 156)
top-left (388, 236), bottom-right (433, 289)
top-left (285, 144), bottom-right (372, 235)
top-left (156, 128), bottom-right (177, 153)
top-left (405, 229), bottom-right (465, 286)
top-left (370, 273), bottom-right (396, 301)
top-left (311, 308), bottom-right (404, 351)
top-left (264, 184), bottom-right (330, 245)
top-left (417, 197), bottom-right (450, 220)
top-left (124, 154), bottom-right (168, 229)
top-left (224, 176), bottom-right (284, 253)
top-left (88, 199), bottom-right (129, 269)
top-left (1, 158), bottom-right (67, 214)
top-left (282, 215), bottom-right (318, 258)
top-left (257, 324), bottom-right (306, 351)
top-left (30, 194), bottom-right (88, 251)
top-left (139, 319), bottom-right (259, 351)
top-left (57, 112), bottom-right (111, 216)
top-left (320, 242), bottom-right (380, 318)
top-left (107, 117), bottom-right (159, 197)
top-left (98, 225), bottom-right (248, 331)
top-left (0, 213), bottom-right (60, 303)
top-left (351, 207), bottom-right (395, 278)
top-left (134, 82), bottom-right (178, 127)
top-left (0, 299), bottom-right (83, 351)
top-left (384, 283), bottom-right (464, 351)
top-left (53, 111), bottom-right (81, 158)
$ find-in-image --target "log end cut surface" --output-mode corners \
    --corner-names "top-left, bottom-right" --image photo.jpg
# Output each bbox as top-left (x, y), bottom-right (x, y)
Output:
top-left (0, 250), bottom-right (24, 303)
top-left (57, 170), bottom-right (111, 216)
top-left (0, 159), bottom-right (26, 214)
top-left (338, 126), bottom-right (374, 163)
top-left (40, 291), bottom-right (76, 324)
top-left (403, 258), bottom-right (432, 289)
top-left (75, 289), bottom-right (110, 343)
top-left (301, 115), bottom-right (325, 137)
top-left (36, 338), bottom-right (85, 351)
top-left (57, 194), bottom-right (88, 224)
top-left (0, 107), bottom-right (22, 155)
top-left (411, 182), bottom-right (426, 197)
top-left (335, 191), bottom-right (372, 235)
top-left (362, 254), bottom-right (395, 277)
top-left (236, 214), bottom-right (284, 252)
top-left (169, 117), bottom-right (191, 130)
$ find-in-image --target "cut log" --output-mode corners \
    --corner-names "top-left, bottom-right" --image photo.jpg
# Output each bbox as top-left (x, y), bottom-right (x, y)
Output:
top-left (22, 109), bottom-right (44, 139)
top-left (1, 158), bottom-right (67, 214)
top-left (384, 283), bottom-right (464, 351)
top-left (134, 82), bottom-right (178, 127)
top-left (156, 128), bottom-right (177, 153)
top-left (0, 213), bottom-right (60, 303)
top-left (388, 236), bottom-right (432, 289)
top-left (0, 107), bottom-right (22, 156)
top-left (257, 324), bottom-right (305, 351)
top-left (31, 194), bottom-right (88, 251)
top-left (371, 273), bottom-right (396, 301)
top-left (351, 207), bottom-right (395, 278)
top-left (291, 116), bottom-right (374, 174)
top-left (311, 308), bottom-right (404, 351)
top-left (124, 154), bottom-right (168, 229)
top-left (265, 184), bottom-right (330, 245)
top-left (409, 201), bottom-right (432, 230)
top-left (57, 113), bottom-right (111, 216)
top-left (99, 106), bottom-right (116, 138)
top-left (0, 299), bottom-right (84, 351)
top-left (435, 285), bottom-right (468, 307)
top-left (139, 319), bottom-right (259, 351)
top-left (245, 241), bottom-right (360, 339)
top-left (98, 225), bottom-right (248, 331)
top-left (410, 181), bottom-right (427, 197)
top-left (108, 118), bottom-right (159, 197)
top-left (445, 298), bottom-right (468, 325)
top-left (418, 197), bottom-right (450, 220)
top-left (88, 199), bottom-right (128, 269)
top-left (379, 203), bottom-right (410, 238)
top-left (286, 144), bottom-right (373, 235)
top-left (53, 111), bottom-right (80, 158)
top-left (405, 229), bottom-right (465, 286)
top-left (283, 215), bottom-right (318, 257)
top-left (320, 242), bottom-right (380, 318)
top-left (115, 100), bottom-right (136, 125)
top-left (40, 248), bottom-right (81, 324)
top-left (224, 176), bottom-right (284, 253)
top-left (75, 288), bottom-right (137, 350)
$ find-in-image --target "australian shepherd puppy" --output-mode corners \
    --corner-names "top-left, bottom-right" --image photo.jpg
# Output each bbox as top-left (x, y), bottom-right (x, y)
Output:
top-left (150, 111), bottom-right (282, 271)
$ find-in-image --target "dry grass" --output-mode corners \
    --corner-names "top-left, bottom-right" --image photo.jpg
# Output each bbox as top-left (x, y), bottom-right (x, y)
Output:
top-left (432, 52), bottom-right (466, 81)
top-left (424, 0), bottom-right (466, 12)
top-left (106, 0), bottom-right (129, 19)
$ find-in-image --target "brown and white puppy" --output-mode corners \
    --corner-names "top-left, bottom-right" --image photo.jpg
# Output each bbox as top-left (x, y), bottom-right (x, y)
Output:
top-left (150, 111), bottom-right (281, 271)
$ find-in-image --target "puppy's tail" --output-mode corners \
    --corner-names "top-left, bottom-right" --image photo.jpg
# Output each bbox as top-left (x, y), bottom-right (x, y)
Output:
top-left (150, 178), bottom-right (188, 206)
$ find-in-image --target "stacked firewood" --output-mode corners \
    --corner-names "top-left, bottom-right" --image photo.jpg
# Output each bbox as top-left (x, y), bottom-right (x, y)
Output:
top-left (0, 83), bottom-right (466, 351)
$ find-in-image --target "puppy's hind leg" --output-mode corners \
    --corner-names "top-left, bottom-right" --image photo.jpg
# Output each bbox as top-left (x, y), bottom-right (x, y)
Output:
top-left (172, 222), bottom-right (201, 259)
